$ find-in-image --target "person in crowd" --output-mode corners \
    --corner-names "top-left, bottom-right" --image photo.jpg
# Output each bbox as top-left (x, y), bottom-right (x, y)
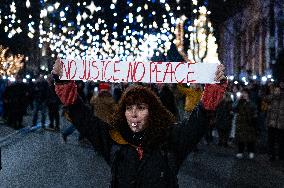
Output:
top-left (90, 82), bottom-right (117, 124)
top-left (46, 75), bottom-right (61, 130)
top-left (85, 81), bottom-right (96, 104)
top-left (159, 84), bottom-right (179, 120)
top-left (3, 75), bottom-right (28, 129)
top-left (266, 49), bottom-right (284, 161)
top-left (229, 84), bottom-right (241, 144)
top-left (112, 83), bottom-right (123, 103)
top-left (266, 84), bottom-right (284, 161)
top-left (77, 81), bottom-right (87, 103)
top-left (32, 75), bottom-right (49, 128)
top-left (257, 85), bottom-right (270, 151)
top-left (216, 92), bottom-right (233, 147)
top-left (2, 81), bottom-right (11, 123)
top-left (52, 59), bottom-right (226, 187)
top-left (169, 84), bottom-right (185, 122)
top-left (113, 82), bottom-right (130, 99)
top-left (177, 83), bottom-right (203, 120)
top-left (61, 81), bottom-right (86, 142)
top-left (234, 89), bottom-right (258, 159)
top-left (177, 83), bottom-right (204, 151)
top-left (205, 110), bottom-right (216, 145)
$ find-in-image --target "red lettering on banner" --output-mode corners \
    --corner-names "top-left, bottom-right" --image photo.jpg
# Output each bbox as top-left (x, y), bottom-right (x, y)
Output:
top-left (113, 61), bottom-right (120, 82)
top-left (152, 62), bottom-right (163, 83)
top-left (87, 60), bottom-right (91, 80)
top-left (78, 60), bottom-right (85, 80)
top-left (149, 62), bottom-right (156, 83)
top-left (62, 60), bottom-right (77, 80)
top-left (91, 61), bottom-right (100, 80)
top-left (104, 61), bottom-right (113, 81)
top-left (163, 62), bottom-right (174, 82)
top-left (187, 62), bottom-right (196, 83)
top-left (101, 61), bottom-right (105, 80)
top-left (174, 62), bottom-right (185, 83)
top-left (127, 62), bottom-right (134, 82)
top-left (133, 62), bottom-right (145, 82)
top-left (60, 59), bottom-right (210, 83)
top-left (79, 60), bottom-right (91, 80)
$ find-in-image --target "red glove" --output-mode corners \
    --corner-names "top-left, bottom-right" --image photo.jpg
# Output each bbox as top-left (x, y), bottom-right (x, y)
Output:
top-left (201, 80), bottom-right (227, 111)
top-left (55, 81), bottom-right (78, 106)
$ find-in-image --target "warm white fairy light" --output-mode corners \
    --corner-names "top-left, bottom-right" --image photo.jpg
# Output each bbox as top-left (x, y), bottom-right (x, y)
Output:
top-left (26, 0), bottom-right (31, 8)
top-left (87, 1), bottom-right (97, 14)
top-left (192, 0), bottom-right (198, 5)
top-left (47, 5), bottom-right (54, 12)
top-left (82, 12), bottom-right (88, 20)
top-left (54, 2), bottom-right (60, 9)
top-left (1, 0), bottom-right (212, 62)
top-left (40, 9), bottom-right (48, 18)
top-left (110, 4), bottom-right (115, 9)
top-left (144, 4), bottom-right (148, 10)
top-left (10, 2), bottom-right (16, 13)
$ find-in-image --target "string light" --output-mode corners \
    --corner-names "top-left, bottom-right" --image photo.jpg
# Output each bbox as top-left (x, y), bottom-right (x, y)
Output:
top-left (26, 0), bottom-right (31, 8)
top-left (0, 0), bottom-right (217, 62)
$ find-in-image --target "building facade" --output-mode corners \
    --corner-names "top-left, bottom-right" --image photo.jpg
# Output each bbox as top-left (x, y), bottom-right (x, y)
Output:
top-left (218, 0), bottom-right (284, 79)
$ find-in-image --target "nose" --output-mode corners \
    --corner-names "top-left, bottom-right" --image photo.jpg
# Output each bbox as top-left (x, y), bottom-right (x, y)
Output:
top-left (130, 107), bottom-right (138, 118)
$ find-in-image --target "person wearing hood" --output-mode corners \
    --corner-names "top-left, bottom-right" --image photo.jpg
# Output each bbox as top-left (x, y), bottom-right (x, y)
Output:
top-left (266, 84), bottom-right (284, 161)
top-left (234, 89), bottom-right (258, 159)
top-left (90, 83), bottom-right (117, 124)
top-left (52, 59), bottom-right (227, 187)
top-left (267, 49), bottom-right (284, 161)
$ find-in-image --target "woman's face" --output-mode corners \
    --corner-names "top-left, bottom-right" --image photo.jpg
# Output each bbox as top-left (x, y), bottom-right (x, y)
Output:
top-left (125, 103), bottom-right (149, 133)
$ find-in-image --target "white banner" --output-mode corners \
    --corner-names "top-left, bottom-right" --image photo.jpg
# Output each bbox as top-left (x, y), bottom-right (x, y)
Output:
top-left (59, 59), bottom-right (219, 84)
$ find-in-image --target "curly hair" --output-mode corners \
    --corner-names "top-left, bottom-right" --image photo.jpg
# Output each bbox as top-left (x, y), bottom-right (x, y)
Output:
top-left (110, 85), bottom-right (176, 147)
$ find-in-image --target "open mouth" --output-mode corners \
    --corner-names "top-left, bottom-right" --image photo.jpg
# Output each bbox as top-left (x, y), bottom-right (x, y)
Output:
top-left (131, 122), bottom-right (139, 127)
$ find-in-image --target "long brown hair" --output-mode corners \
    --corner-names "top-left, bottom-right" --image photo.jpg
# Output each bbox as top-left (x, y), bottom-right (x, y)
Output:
top-left (111, 85), bottom-right (176, 147)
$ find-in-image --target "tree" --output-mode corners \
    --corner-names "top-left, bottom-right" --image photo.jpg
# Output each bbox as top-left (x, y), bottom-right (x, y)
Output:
top-left (0, 45), bottom-right (24, 76)
top-left (175, 5), bottom-right (219, 64)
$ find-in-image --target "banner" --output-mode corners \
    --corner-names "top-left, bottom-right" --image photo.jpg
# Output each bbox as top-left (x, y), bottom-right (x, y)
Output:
top-left (59, 59), bottom-right (219, 84)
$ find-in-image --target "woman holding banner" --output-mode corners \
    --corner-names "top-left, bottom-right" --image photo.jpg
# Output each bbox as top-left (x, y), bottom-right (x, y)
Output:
top-left (52, 59), bottom-right (226, 188)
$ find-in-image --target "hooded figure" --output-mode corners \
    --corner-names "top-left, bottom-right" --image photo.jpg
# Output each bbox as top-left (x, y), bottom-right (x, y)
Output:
top-left (52, 60), bottom-right (227, 188)
top-left (90, 83), bottom-right (117, 124)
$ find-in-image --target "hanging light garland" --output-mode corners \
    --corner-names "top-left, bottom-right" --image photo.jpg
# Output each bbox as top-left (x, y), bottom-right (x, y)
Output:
top-left (0, 0), bottom-right (217, 62)
top-left (36, 0), bottom-right (179, 61)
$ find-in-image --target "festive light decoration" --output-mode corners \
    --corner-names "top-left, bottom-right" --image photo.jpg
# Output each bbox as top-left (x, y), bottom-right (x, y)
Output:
top-left (0, 0), bottom-right (217, 62)
top-left (0, 45), bottom-right (24, 76)
top-left (175, 2), bottom-right (219, 63)
top-left (35, 0), bottom-right (178, 61)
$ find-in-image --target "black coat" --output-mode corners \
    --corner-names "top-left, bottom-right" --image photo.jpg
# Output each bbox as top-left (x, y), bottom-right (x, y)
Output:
top-left (67, 100), bottom-right (208, 188)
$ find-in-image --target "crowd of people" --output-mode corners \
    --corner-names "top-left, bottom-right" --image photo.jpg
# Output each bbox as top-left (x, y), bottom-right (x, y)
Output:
top-left (226, 80), bottom-right (284, 161)
top-left (0, 75), bottom-right (61, 130)
top-left (0, 73), bottom-right (283, 161)
top-left (0, 72), bottom-right (283, 159)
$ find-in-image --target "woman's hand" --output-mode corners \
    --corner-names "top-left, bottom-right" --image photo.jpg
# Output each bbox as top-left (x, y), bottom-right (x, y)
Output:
top-left (214, 64), bottom-right (226, 82)
top-left (51, 58), bottom-right (63, 77)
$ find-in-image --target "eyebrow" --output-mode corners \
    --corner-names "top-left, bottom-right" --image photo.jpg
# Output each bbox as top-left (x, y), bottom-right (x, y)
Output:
top-left (126, 103), bottom-right (148, 106)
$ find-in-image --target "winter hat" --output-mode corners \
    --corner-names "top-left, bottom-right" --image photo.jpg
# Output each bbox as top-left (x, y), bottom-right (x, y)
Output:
top-left (99, 82), bottom-right (110, 92)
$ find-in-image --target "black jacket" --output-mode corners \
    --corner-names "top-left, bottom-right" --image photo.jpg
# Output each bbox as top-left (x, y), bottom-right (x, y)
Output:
top-left (67, 99), bottom-right (208, 188)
